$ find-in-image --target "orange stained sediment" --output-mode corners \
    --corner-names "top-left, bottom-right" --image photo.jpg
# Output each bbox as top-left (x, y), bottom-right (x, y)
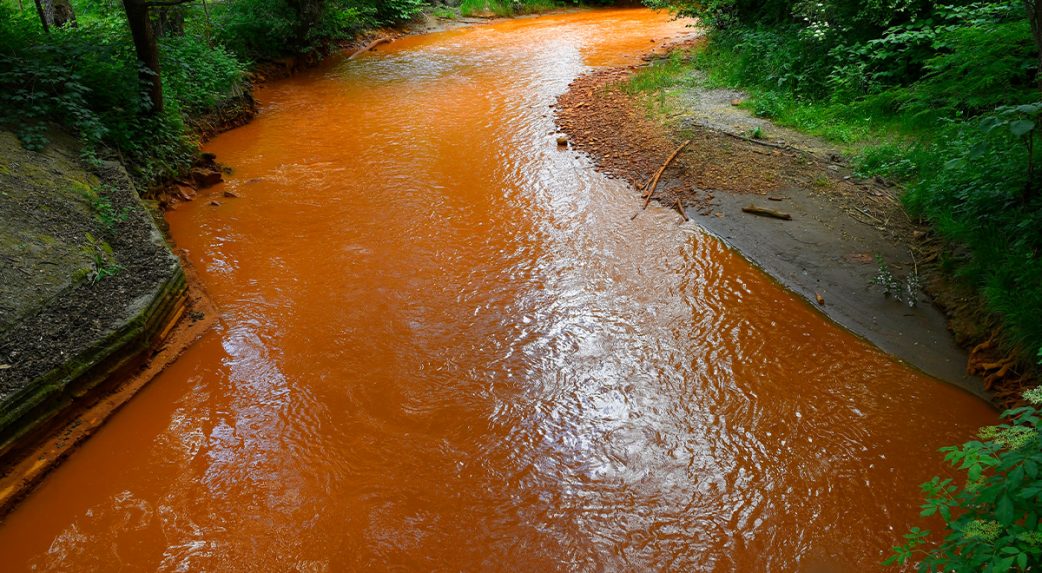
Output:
top-left (0, 9), bottom-right (995, 572)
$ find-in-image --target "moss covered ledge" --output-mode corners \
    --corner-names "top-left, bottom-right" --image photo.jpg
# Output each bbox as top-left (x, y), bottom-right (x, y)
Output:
top-left (0, 131), bottom-right (187, 465)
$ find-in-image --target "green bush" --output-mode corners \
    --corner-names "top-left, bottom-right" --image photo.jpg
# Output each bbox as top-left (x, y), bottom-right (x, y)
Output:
top-left (212, 0), bottom-right (307, 60)
top-left (459, 0), bottom-right (559, 17)
top-left (886, 387), bottom-right (1042, 571)
top-left (903, 106), bottom-right (1042, 355)
top-left (373, 0), bottom-right (426, 22)
top-left (0, 3), bottom-right (226, 186)
top-left (160, 34), bottom-right (248, 115)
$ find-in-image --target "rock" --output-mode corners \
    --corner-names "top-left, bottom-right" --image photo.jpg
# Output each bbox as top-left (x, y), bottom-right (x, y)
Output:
top-left (175, 184), bottom-right (195, 201)
top-left (191, 168), bottom-right (223, 188)
top-left (556, 135), bottom-right (568, 147)
top-left (223, 190), bottom-right (239, 198)
top-left (730, 98), bottom-right (742, 106)
top-left (209, 200), bottom-right (221, 207)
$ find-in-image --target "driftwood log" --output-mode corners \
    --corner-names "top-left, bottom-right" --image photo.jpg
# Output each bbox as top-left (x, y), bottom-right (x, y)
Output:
top-left (641, 139), bottom-right (691, 210)
top-left (741, 204), bottom-right (792, 220)
top-left (348, 37), bottom-right (392, 61)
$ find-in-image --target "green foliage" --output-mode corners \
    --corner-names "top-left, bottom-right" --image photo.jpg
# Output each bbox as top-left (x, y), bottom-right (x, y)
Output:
top-left (212, 0), bottom-right (419, 62)
top-left (0, 3), bottom-right (202, 185)
top-left (374, 0), bottom-right (426, 22)
top-left (903, 108), bottom-right (1042, 354)
top-left (431, 5), bottom-right (458, 18)
top-left (852, 142), bottom-right (924, 179)
top-left (159, 34), bottom-right (247, 115)
top-left (86, 185), bottom-right (131, 235)
top-left (0, 8), bottom-right (112, 151)
top-left (623, 51), bottom-right (698, 94)
top-left (459, 0), bottom-right (560, 17)
top-left (885, 388), bottom-right (1042, 571)
top-left (212, 0), bottom-right (301, 60)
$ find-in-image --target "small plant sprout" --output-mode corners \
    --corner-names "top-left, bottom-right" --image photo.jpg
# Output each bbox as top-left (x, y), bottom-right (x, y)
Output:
top-left (873, 254), bottom-right (921, 308)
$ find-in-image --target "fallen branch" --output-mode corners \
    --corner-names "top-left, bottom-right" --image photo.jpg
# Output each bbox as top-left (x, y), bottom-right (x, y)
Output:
top-left (348, 37), bottom-right (391, 61)
top-left (715, 128), bottom-right (792, 151)
top-left (642, 139), bottom-right (691, 210)
top-left (741, 204), bottom-right (792, 220)
top-left (674, 198), bottom-right (689, 221)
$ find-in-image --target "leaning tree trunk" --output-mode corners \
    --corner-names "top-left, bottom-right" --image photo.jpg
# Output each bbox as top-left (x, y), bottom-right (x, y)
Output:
top-left (32, 0), bottom-right (50, 32)
top-left (122, 0), bottom-right (164, 114)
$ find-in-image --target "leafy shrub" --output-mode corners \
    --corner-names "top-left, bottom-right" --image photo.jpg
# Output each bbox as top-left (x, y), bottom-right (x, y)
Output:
top-left (691, 26), bottom-right (835, 99)
top-left (374, 0), bottom-right (426, 22)
top-left (212, 0), bottom-right (303, 60)
top-left (903, 106), bottom-right (1042, 355)
top-left (751, 90), bottom-right (786, 118)
top-left (459, 0), bottom-right (559, 17)
top-left (0, 9), bottom-right (112, 151)
top-left (0, 3), bottom-right (222, 186)
top-left (160, 34), bottom-right (247, 115)
top-left (852, 142), bottom-right (922, 180)
top-left (886, 387), bottom-right (1042, 571)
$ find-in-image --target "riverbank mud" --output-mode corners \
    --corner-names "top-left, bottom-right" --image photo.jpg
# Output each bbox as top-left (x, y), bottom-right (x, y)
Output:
top-left (555, 59), bottom-right (999, 403)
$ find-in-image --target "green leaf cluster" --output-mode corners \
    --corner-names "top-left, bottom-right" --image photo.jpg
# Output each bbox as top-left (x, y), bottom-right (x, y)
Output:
top-left (885, 389), bottom-right (1042, 571)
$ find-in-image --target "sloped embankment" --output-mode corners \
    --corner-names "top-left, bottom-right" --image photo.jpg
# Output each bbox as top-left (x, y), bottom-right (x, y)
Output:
top-left (0, 131), bottom-right (187, 481)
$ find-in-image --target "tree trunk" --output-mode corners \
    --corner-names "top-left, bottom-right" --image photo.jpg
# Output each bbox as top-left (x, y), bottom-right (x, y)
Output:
top-left (32, 0), bottom-right (50, 32)
top-left (42, 0), bottom-right (54, 26)
top-left (122, 0), bottom-right (164, 114)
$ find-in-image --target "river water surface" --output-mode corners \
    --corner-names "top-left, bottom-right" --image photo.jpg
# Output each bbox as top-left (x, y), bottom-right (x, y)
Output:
top-left (0, 9), bottom-right (995, 572)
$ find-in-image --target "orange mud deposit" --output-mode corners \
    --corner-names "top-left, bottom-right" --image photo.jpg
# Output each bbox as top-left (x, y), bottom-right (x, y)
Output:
top-left (0, 9), bottom-right (995, 572)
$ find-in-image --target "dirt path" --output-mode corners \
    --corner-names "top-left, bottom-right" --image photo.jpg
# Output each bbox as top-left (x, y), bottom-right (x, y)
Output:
top-left (555, 64), bottom-right (993, 402)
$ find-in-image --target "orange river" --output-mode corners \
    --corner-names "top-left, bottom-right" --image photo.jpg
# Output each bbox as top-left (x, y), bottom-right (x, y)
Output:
top-left (0, 8), bottom-right (995, 572)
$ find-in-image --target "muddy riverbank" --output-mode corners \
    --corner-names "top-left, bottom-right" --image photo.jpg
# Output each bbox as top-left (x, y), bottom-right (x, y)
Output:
top-left (555, 59), bottom-right (1001, 403)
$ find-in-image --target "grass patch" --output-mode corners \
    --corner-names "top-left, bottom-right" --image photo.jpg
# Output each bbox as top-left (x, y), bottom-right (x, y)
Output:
top-left (459, 0), bottom-right (560, 17)
top-left (430, 5), bottom-right (459, 18)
